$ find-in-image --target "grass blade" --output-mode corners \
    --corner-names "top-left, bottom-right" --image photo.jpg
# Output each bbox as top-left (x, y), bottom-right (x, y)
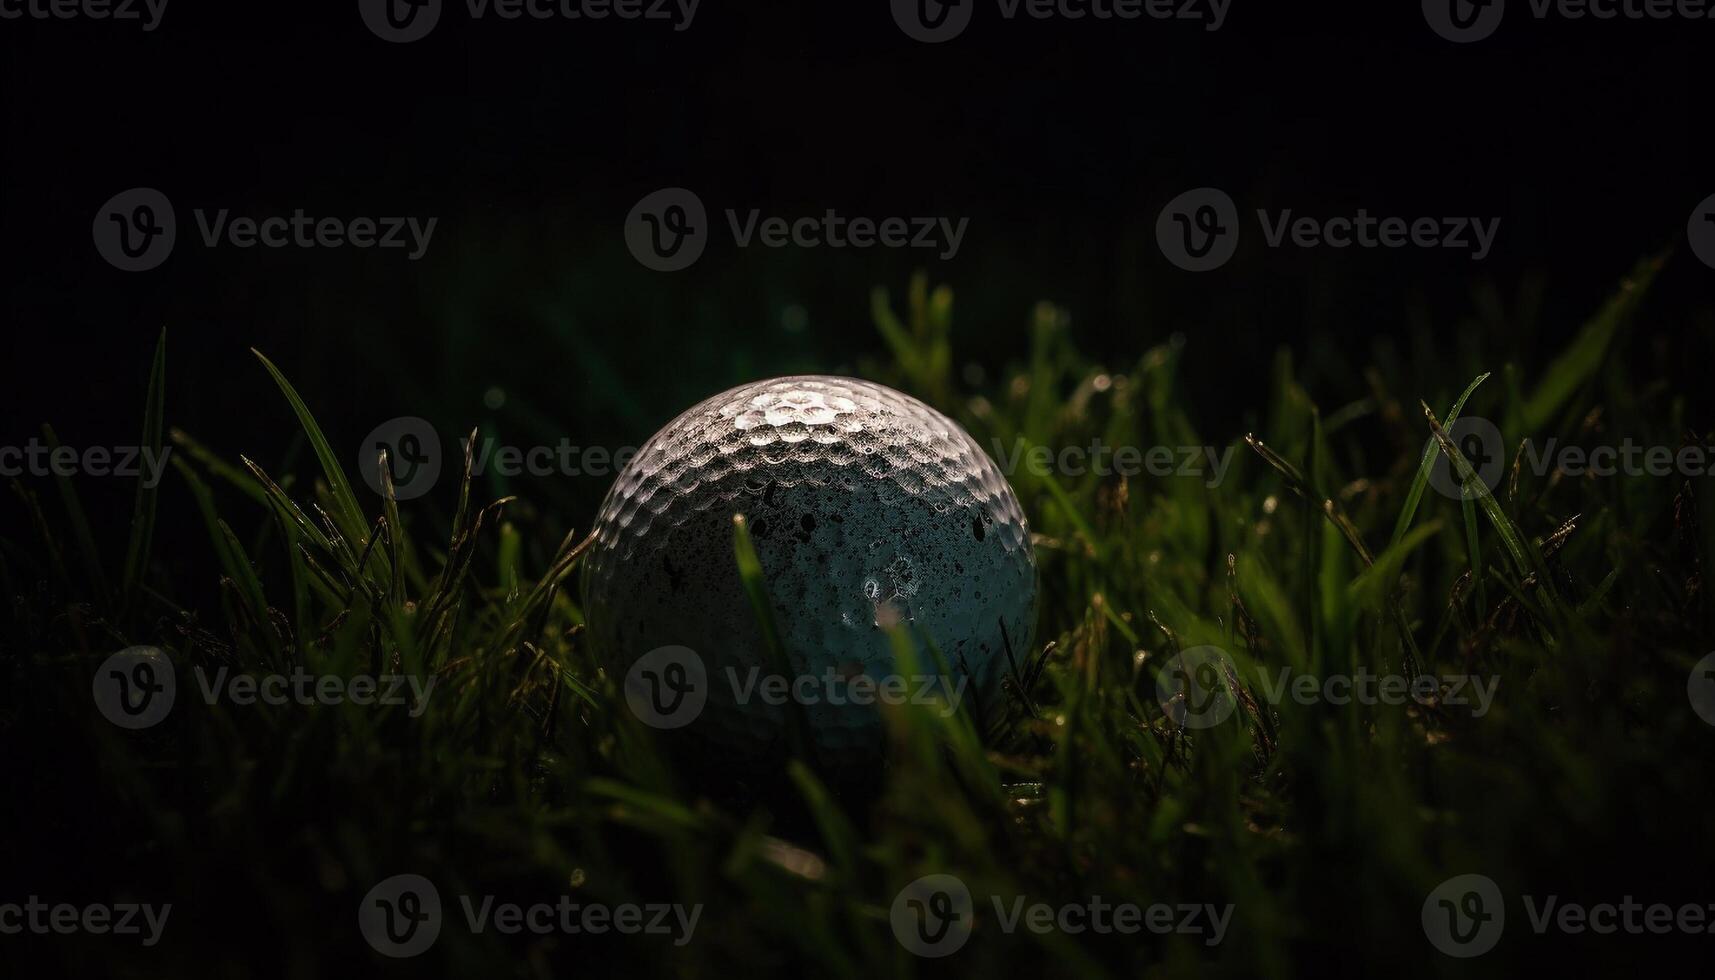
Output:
top-left (1389, 372), bottom-right (1489, 549)
top-left (1461, 488), bottom-right (1487, 610)
top-left (1520, 254), bottom-right (1662, 431)
top-left (732, 513), bottom-right (813, 762)
top-left (251, 348), bottom-right (369, 548)
top-left (1423, 402), bottom-right (1566, 621)
top-left (40, 423), bottom-right (109, 605)
top-left (120, 328), bottom-right (167, 619)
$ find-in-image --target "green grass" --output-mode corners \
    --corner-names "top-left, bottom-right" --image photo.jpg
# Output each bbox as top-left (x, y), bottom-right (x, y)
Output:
top-left (4, 260), bottom-right (1713, 978)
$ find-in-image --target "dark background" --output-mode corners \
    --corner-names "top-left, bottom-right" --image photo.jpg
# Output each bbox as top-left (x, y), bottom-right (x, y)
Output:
top-left (1, 0), bottom-right (1708, 547)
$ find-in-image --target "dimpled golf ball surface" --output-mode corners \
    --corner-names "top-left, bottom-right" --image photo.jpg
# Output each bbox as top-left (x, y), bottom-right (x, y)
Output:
top-left (585, 376), bottom-right (1035, 772)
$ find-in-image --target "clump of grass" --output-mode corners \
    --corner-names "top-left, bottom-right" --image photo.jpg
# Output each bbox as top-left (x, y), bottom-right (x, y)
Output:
top-left (3, 256), bottom-right (1711, 977)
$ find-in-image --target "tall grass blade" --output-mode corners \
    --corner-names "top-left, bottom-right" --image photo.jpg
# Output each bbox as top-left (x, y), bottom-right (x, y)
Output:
top-left (120, 329), bottom-right (166, 620)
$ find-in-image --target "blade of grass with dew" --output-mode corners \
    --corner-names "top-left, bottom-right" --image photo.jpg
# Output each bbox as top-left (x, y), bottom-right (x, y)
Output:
top-left (1247, 434), bottom-right (1424, 675)
top-left (492, 524), bottom-right (584, 652)
top-left (1461, 487), bottom-right (1487, 610)
top-left (1389, 372), bottom-right (1489, 548)
top-left (251, 349), bottom-right (370, 549)
top-left (376, 448), bottom-right (408, 606)
top-left (1423, 402), bottom-right (1569, 628)
top-left (240, 457), bottom-right (333, 554)
top-left (732, 513), bottom-right (813, 763)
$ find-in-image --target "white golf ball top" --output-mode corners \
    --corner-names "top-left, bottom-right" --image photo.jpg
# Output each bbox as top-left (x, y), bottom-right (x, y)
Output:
top-left (584, 375), bottom-right (1036, 772)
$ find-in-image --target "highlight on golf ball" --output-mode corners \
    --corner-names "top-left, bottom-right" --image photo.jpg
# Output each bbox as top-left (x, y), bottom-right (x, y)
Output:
top-left (583, 375), bottom-right (1036, 769)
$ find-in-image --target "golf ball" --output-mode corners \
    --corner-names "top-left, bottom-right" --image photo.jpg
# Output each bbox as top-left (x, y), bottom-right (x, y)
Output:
top-left (584, 375), bottom-right (1036, 773)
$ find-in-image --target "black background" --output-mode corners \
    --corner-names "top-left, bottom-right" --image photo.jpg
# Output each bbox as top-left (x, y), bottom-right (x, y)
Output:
top-left (1, 0), bottom-right (1708, 545)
